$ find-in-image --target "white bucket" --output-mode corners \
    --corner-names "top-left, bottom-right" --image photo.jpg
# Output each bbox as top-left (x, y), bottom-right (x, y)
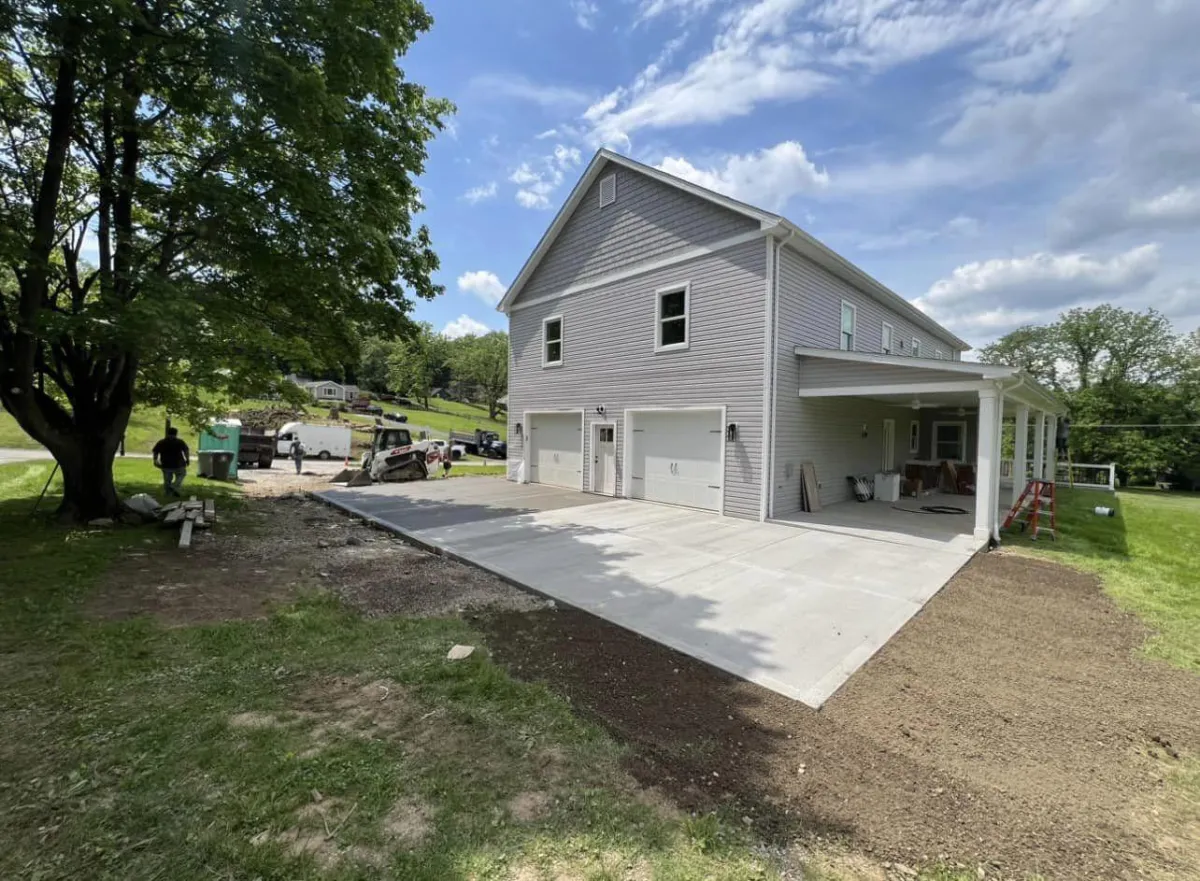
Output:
top-left (1094, 506), bottom-right (1115, 517)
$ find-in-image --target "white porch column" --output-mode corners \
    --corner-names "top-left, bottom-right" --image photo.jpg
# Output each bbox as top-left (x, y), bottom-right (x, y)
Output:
top-left (975, 387), bottom-right (1000, 544)
top-left (1045, 414), bottom-right (1059, 482)
top-left (1012, 405), bottom-right (1030, 506)
top-left (991, 392), bottom-right (1005, 536)
top-left (1032, 412), bottom-right (1046, 485)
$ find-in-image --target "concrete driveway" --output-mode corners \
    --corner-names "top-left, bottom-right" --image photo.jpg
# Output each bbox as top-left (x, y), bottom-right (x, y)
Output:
top-left (317, 478), bottom-right (976, 707)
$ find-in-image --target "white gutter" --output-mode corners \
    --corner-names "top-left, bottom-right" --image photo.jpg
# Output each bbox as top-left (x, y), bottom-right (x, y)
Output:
top-left (760, 228), bottom-right (795, 520)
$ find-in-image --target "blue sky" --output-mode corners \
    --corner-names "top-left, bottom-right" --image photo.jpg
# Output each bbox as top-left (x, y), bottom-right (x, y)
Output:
top-left (406, 0), bottom-right (1200, 351)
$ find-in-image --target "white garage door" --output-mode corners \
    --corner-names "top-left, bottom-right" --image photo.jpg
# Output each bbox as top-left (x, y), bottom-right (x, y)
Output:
top-left (528, 412), bottom-right (582, 489)
top-left (630, 409), bottom-right (723, 512)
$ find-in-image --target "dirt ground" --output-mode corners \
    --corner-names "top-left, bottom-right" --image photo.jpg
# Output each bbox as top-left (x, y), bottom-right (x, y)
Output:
top-left (91, 484), bottom-right (544, 626)
top-left (88, 476), bottom-right (1200, 881)
top-left (480, 554), bottom-right (1200, 881)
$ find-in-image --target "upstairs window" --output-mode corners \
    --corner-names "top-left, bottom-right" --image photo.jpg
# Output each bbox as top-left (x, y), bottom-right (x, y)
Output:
top-left (911, 338), bottom-right (921, 358)
top-left (656, 285), bottom-right (690, 351)
top-left (881, 322), bottom-right (895, 354)
top-left (543, 315), bottom-right (563, 367)
top-left (935, 348), bottom-right (945, 360)
top-left (840, 301), bottom-right (857, 351)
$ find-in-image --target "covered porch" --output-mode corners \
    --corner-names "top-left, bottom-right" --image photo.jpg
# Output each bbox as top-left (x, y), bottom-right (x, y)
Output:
top-left (772, 348), bottom-right (1067, 548)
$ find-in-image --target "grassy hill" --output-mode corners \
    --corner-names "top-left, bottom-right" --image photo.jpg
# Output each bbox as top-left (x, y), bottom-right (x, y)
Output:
top-left (0, 397), bottom-right (508, 451)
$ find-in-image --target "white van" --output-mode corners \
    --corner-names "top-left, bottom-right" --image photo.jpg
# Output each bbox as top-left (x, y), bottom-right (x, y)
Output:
top-left (276, 422), bottom-right (352, 460)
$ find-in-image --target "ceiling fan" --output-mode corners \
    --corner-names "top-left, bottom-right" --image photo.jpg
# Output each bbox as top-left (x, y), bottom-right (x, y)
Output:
top-left (885, 399), bottom-right (978, 415)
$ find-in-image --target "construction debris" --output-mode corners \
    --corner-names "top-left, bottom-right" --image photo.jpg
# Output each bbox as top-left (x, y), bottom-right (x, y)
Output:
top-left (446, 645), bottom-right (475, 661)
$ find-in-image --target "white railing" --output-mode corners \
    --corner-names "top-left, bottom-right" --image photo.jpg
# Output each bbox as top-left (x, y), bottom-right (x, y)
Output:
top-left (1001, 459), bottom-right (1116, 492)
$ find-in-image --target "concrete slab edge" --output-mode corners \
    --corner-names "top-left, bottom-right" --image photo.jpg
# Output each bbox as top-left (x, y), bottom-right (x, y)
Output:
top-left (309, 489), bottom-right (819, 706)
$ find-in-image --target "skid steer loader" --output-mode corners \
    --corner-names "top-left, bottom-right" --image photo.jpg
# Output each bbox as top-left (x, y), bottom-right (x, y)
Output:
top-left (332, 425), bottom-right (443, 487)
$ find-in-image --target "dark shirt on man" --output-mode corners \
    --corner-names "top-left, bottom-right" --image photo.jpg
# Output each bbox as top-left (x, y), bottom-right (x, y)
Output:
top-left (153, 436), bottom-right (190, 470)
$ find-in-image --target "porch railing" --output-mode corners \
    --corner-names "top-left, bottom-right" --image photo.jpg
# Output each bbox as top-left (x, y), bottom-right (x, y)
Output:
top-left (1000, 459), bottom-right (1116, 492)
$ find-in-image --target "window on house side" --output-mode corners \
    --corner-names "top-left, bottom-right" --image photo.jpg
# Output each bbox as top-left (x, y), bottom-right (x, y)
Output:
top-left (543, 316), bottom-right (563, 366)
top-left (912, 338), bottom-right (921, 358)
top-left (909, 420), bottom-right (920, 455)
top-left (882, 322), bottom-right (894, 354)
top-left (657, 286), bottom-right (689, 351)
top-left (933, 422), bottom-right (966, 461)
top-left (840, 301), bottom-right (857, 351)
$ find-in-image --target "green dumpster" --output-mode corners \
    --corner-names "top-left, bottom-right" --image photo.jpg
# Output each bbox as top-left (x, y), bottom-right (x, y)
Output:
top-left (199, 419), bottom-right (242, 480)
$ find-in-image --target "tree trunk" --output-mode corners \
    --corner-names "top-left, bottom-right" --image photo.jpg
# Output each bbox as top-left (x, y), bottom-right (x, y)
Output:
top-left (54, 434), bottom-right (123, 522)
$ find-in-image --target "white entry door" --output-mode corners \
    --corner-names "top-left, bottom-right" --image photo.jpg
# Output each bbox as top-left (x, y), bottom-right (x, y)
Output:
top-left (882, 418), bottom-right (896, 471)
top-left (630, 409), bottom-right (722, 512)
top-left (592, 424), bottom-right (616, 495)
top-left (529, 412), bottom-right (582, 489)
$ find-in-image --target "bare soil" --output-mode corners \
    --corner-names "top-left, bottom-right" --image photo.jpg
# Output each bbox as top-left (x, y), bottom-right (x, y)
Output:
top-left (90, 487), bottom-right (544, 627)
top-left (83, 476), bottom-right (1200, 880)
top-left (479, 553), bottom-right (1200, 881)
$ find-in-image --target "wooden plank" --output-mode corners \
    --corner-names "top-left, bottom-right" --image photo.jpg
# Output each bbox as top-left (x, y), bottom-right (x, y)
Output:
top-left (178, 518), bottom-right (195, 549)
top-left (164, 507), bottom-right (187, 525)
top-left (203, 500), bottom-right (215, 521)
top-left (801, 462), bottom-right (822, 513)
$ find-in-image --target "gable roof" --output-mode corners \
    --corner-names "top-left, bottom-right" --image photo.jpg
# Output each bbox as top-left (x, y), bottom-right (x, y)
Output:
top-left (498, 148), bottom-right (969, 351)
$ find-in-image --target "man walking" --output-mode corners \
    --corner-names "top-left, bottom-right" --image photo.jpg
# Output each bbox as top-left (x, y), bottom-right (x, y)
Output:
top-left (289, 436), bottom-right (306, 474)
top-left (152, 427), bottom-right (190, 497)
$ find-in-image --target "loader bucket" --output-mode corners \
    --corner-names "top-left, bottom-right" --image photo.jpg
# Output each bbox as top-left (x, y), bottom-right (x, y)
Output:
top-left (346, 470), bottom-right (374, 487)
top-left (330, 468), bottom-right (356, 483)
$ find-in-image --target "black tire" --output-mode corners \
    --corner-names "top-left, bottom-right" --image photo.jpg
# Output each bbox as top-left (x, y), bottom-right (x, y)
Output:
top-left (318, 450), bottom-right (331, 460)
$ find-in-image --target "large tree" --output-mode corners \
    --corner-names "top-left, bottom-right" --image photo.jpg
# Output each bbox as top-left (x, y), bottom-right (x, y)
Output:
top-left (0, 0), bottom-right (449, 520)
top-left (981, 306), bottom-right (1197, 486)
top-left (450, 331), bottom-right (507, 419)
top-left (386, 322), bottom-right (446, 409)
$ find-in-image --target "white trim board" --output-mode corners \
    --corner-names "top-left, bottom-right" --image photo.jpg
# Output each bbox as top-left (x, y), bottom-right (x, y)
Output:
top-left (798, 380), bottom-right (993, 398)
top-left (506, 228), bottom-right (767, 313)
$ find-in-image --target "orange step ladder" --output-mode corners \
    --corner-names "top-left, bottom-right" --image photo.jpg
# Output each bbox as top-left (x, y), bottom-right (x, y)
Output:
top-left (1002, 479), bottom-right (1057, 540)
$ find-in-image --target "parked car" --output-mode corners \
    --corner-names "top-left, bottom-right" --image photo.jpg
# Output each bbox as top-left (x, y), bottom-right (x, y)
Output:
top-left (386, 412), bottom-right (409, 423)
top-left (481, 440), bottom-right (507, 460)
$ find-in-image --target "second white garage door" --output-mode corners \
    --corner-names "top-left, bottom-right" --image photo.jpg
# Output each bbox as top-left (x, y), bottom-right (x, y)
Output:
top-left (629, 409), bottom-right (723, 512)
top-left (528, 412), bottom-right (582, 489)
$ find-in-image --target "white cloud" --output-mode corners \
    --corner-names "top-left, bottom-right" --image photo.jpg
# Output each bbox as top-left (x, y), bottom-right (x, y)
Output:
top-left (456, 271), bottom-right (507, 306)
top-left (635, 0), bottom-right (721, 24)
top-left (916, 244), bottom-right (1162, 335)
top-left (856, 216), bottom-right (980, 251)
top-left (655, 141), bottom-right (828, 210)
top-left (1054, 182), bottom-right (1200, 247)
top-left (509, 145), bottom-right (584, 210)
top-left (571, 0), bottom-right (599, 29)
top-left (469, 74), bottom-right (591, 110)
top-left (442, 315), bottom-right (492, 340)
top-left (534, 128), bottom-right (559, 140)
top-left (461, 182), bottom-right (498, 204)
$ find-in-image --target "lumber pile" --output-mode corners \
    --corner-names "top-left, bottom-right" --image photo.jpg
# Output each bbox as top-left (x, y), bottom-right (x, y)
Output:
top-left (147, 496), bottom-right (215, 548)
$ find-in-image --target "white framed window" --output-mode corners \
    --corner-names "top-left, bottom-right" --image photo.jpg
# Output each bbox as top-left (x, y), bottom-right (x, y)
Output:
top-left (840, 301), bottom-right (857, 351)
top-left (655, 284), bottom-right (690, 352)
top-left (599, 173), bottom-right (617, 208)
top-left (911, 337), bottom-right (921, 358)
top-left (909, 420), bottom-right (920, 455)
top-left (881, 321), bottom-right (895, 354)
top-left (542, 315), bottom-right (563, 367)
top-left (934, 348), bottom-right (944, 360)
top-left (932, 421), bottom-right (967, 461)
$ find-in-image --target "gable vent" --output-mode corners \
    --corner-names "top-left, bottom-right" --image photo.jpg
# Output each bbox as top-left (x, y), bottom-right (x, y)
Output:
top-left (598, 173), bottom-right (617, 208)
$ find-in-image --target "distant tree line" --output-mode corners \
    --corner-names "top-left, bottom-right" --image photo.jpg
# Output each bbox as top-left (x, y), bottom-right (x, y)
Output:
top-left (979, 306), bottom-right (1200, 487)
top-left (355, 325), bottom-right (508, 419)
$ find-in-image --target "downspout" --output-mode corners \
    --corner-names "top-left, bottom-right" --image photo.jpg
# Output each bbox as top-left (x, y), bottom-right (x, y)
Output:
top-left (762, 227), bottom-right (796, 521)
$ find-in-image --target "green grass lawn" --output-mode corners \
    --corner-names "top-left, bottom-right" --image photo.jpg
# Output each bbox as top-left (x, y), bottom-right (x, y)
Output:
top-left (1006, 486), bottom-right (1200, 672)
top-left (0, 460), bottom-right (776, 881)
top-left (2, 398), bottom-right (508, 452)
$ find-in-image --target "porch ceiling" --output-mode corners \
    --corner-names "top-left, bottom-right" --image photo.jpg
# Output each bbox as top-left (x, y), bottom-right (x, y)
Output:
top-left (859, 390), bottom-right (980, 410)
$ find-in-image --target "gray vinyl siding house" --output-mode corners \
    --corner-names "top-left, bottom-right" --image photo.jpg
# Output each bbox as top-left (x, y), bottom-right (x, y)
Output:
top-left (499, 150), bottom-right (1063, 543)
